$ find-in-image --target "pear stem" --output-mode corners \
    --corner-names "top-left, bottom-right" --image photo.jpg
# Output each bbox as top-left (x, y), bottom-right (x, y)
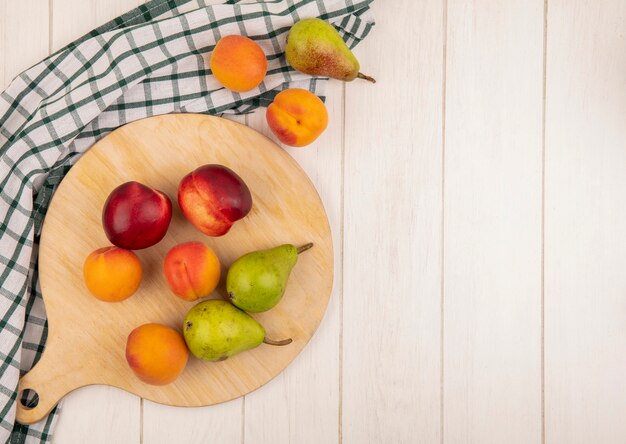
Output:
top-left (297, 243), bottom-right (314, 254)
top-left (357, 72), bottom-right (376, 83)
top-left (263, 337), bottom-right (293, 346)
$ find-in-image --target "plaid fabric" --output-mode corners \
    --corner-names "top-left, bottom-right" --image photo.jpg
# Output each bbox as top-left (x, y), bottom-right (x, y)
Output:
top-left (0, 0), bottom-right (374, 442)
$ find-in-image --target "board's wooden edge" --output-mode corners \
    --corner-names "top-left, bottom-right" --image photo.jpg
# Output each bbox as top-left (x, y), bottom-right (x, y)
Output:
top-left (15, 343), bottom-right (87, 424)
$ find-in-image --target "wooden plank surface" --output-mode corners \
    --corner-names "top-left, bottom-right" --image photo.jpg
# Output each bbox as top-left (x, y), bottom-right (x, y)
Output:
top-left (544, 1), bottom-right (626, 443)
top-left (442, 1), bottom-right (544, 442)
top-left (342, 1), bottom-right (443, 442)
top-left (144, 398), bottom-right (242, 444)
top-left (2, 0), bottom-right (626, 442)
top-left (0, 1), bottom-right (49, 89)
top-left (53, 386), bottom-right (141, 444)
top-left (50, 0), bottom-right (144, 51)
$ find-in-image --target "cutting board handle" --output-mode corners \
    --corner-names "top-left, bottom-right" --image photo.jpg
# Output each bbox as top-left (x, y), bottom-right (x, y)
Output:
top-left (16, 350), bottom-right (82, 425)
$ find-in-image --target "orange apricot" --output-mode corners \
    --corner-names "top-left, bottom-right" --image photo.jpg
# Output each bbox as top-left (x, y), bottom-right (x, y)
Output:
top-left (210, 35), bottom-right (267, 92)
top-left (83, 246), bottom-right (142, 302)
top-left (125, 323), bottom-right (189, 385)
top-left (163, 242), bottom-right (221, 301)
top-left (266, 88), bottom-right (328, 147)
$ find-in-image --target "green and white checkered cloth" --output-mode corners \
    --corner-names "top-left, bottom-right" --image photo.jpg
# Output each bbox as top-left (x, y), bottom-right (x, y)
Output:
top-left (0, 0), bottom-right (374, 442)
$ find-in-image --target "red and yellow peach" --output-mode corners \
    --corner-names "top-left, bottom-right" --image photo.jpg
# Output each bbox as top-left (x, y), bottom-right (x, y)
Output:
top-left (178, 164), bottom-right (252, 237)
top-left (102, 181), bottom-right (172, 250)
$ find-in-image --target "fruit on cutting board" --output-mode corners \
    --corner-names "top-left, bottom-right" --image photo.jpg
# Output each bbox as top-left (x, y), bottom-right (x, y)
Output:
top-left (183, 300), bottom-right (292, 361)
top-left (285, 18), bottom-right (375, 83)
top-left (125, 323), bottom-right (189, 385)
top-left (178, 164), bottom-right (253, 237)
top-left (83, 246), bottom-right (142, 302)
top-left (163, 241), bottom-right (221, 301)
top-left (102, 181), bottom-right (172, 250)
top-left (227, 243), bottom-right (313, 312)
top-left (266, 89), bottom-right (328, 147)
top-left (210, 35), bottom-right (267, 92)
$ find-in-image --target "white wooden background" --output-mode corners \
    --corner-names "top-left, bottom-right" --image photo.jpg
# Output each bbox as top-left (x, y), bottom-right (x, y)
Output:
top-left (1, 0), bottom-right (625, 443)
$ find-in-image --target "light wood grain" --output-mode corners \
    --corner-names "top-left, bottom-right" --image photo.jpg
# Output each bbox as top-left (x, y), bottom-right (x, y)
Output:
top-left (443, 1), bottom-right (544, 443)
top-left (3, 0), bottom-right (626, 442)
top-left (53, 386), bottom-right (141, 444)
top-left (342, 1), bottom-right (443, 442)
top-left (143, 396), bottom-right (242, 444)
top-left (242, 81), bottom-right (342, 444)
top-left (50, 0), bottom-right (144, 51)
top-left (0, 0), bottom-right (49, 89)
top-left (544, 1), bottom-right (626, 443)
top-left (16, 114), bottom-right (333, 425)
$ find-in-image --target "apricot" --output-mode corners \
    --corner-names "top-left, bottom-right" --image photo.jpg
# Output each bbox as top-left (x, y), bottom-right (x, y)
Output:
top-left (83, 246), bottom-right (142, 302)
top-left (266, 88), bottom-right (328, 147)
top-left (210, 35), bottom-right (267, 92)
top-left (125, 323), bottom-right (189, 385)
top-left (163, 242), bottom-right (221, 301)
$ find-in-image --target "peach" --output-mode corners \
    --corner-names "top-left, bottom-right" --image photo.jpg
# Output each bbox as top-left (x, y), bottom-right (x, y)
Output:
top-left (125, 323), bottom-right (189, 385)
top-left (210, 35), bottom-right (267, 92)
top-left (83, 246), bottom-right (142, 302)
top-left (178, 164), bottom-right (252, 237)
top-left (102, 181), bottom-right (172, 250)
top-left (163, 242), bottom-right (221, 301)
top-left (266, 88), bottom-right (328, 147)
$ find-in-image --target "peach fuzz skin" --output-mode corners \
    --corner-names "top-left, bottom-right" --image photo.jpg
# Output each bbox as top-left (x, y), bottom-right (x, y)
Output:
top-left (125, 323), bottom-right (189, 385)
top-left (102, 181), bottom-right (172, 250)
top-left (178, 164), bottom-right (253, 237)
top-left (210, 35), bottom-right (267, 92)
top-left (163, 242), bottom-right (221, 301)
top-left (266, 88), bottom-right (328, 147)
top-left (83, 246), bottom-right (142, 302)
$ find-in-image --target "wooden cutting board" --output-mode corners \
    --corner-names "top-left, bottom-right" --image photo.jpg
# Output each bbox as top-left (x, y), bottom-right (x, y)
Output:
top-left (16, 114), bottom-right (333, 425)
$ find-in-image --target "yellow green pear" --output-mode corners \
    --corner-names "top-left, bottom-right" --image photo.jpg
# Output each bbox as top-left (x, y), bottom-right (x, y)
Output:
top-left (285, 18), bottom-right (375, 83)
top-left (183, 300), bottom-right (291, 362)
top-left (227, 243), bottom-right (313, 313)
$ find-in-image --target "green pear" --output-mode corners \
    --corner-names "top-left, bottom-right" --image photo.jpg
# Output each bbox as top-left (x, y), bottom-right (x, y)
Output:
top-left (183, 300), bottom-right (291, 362)
top-left (227, 243), bottom-right (313, 313)
top-left (285, 18), bottom-right (375, 83)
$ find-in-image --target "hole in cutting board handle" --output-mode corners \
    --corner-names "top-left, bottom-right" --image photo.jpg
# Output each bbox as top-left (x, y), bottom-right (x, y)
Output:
top-left (19, 388), bottom-right (40, 410)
